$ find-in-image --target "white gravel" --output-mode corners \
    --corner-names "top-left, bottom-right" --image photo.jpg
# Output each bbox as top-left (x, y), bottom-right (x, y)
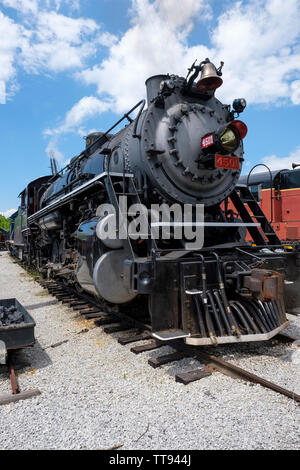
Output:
top-left (0, 251), bottom-right (299, 450)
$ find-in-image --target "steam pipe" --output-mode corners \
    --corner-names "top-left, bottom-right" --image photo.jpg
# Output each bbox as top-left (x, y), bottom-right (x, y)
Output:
top-left (230, 302), bottom-right (251, 334)
top-left (211, 252), bottom-right (241, 337)
top-left (213, 290), bottom-right (231, 336)
top-left (240, 299), bottom-right (268, 333)
top-left (194, 296), bottom-right (206, 337)
top-left (234, 300), bottom-right (260, 334)
top-left (256, 301), bottom-right (274, 331)
top-left (207, 290), bottom-right (224, 336)
top-left (262, 301), bottom-right (277, 329)
top-left (197, 254), bottom-right (217, 345)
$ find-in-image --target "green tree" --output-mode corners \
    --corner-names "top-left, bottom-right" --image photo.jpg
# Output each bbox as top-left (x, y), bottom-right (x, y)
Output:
top-left (0, 215), bottom-right (10, 231)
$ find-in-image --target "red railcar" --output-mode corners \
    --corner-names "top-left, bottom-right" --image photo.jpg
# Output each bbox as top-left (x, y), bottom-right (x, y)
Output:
top-left (0, 228), bottom-right (8, 250)
top-left (237, 167), bottom-right (300, 243)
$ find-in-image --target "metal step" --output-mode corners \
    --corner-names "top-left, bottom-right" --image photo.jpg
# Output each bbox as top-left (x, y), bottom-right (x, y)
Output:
top-left (152, 329), bottom-right (191, 341)
top-left (230, 187), bottom-right (281, 246)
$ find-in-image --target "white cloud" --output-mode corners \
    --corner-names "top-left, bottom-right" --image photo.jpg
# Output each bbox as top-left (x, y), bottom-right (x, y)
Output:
top-left (97, 31), bottom-right (118, 48)
top-left (1, 0), bottom-right (79, 15)
top-left (0, 11), bottom-right (22, 103)
top-left (47, 95), bottom-right (112, 135)
top-left (39, 11), bottom-right (96, 44)
top-left (262, 146), bottom-right (300, 170)
top-left (0, 208), bottom-right (16, 218)
top-left (45, 137), bottom-right (65, 165)
top-left (77, 0), bottom-right (210, 113)
top-left (44, 96), bottom-right (112, 164)
top-left (212, 0), bottom-right (300, 105)
top-left (76, 0), bottom-right (300, 111)
top-left (44, 0), bottom-right (209, 157)
top-left (155, 0), bottom-right (211, 32)
top-left (1, 0), bottom-right (39, 14)
top-left (291, 80), bottom-right (300, 105)
top-left (1, 0), bottom-right (300, 160)
top-left (54, 0), bottom-right (80, 11)
top-left (49, 0), bottom-right (300, 162)
top-left (20, 11), bottom-right (99, 73)
top-left (0, 1), bottom-right (101, 101)
top-left (1, 0), bottom-right (300, 107)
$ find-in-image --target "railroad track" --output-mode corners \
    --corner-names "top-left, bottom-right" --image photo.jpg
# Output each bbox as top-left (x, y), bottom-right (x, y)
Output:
top-left (35, 277), bottom-right (300, 404)
top-left (0, 351), bottom-right (41, 406)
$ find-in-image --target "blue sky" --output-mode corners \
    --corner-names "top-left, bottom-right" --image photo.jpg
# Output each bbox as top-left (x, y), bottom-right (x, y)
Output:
top-left (1, 0), bottom-right (300, 215)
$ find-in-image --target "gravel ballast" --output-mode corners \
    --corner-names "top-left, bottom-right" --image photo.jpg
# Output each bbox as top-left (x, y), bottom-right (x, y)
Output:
top-left (0, 251), bottom-right (299, 450)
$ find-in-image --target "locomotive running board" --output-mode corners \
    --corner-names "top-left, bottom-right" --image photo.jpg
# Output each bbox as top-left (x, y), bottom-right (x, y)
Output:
top-left (184, 321), bottom-right (289, 346)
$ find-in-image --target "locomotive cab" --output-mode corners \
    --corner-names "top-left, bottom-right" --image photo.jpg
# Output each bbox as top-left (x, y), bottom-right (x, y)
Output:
top-left (12, 175), bottom-right (52, 260)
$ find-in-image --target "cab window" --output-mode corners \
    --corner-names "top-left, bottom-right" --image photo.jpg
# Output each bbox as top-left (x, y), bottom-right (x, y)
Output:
top-left (281, 170), bottom-right (300, 189)
top-left (249, 184), bottom-right (259, 201)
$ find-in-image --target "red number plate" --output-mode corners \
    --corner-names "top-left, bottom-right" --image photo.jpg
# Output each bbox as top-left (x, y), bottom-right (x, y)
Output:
top-left (201, 134), bottom-right (214, 148)
top-left (215, 155), bottom-right (240, 170)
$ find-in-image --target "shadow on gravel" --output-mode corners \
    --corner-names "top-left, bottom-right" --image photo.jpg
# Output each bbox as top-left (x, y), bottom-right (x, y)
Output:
top-left (285, 321), bottom-right (300, 337)
top-left (0, 340), bottom-right (52, 376)
top-left (206, 337), bottom-right (300, 363)
top-left (146, 345), bottom-right (207, 379)
top-left (24, 300), bottom-right (59, 310)
top-left (166, 357), bottom-right (207, 379)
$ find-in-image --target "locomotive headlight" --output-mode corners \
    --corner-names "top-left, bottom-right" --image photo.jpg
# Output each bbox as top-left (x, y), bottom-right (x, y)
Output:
top-left (219, 128), bottom-right (239, 152)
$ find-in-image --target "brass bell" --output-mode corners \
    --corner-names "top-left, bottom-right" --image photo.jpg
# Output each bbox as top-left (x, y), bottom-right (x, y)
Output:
top-left (196, 62), bottom-right (223, 91)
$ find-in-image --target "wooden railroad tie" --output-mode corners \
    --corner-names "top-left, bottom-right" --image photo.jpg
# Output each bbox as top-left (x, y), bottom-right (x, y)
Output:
top-left (118, 331), bottom-right (151, 345)
top-left (61, 298), bottom-right (79, 304)
top-left (103, 323), bottom-right (133, 334)
top-left (83, 311), bottom-right (104, 318)
top-left (148, 351), bottom-right (188, 368)
top-left (0, 390), bottom-right (41, 406)
top-left (175, 367), bottom-right (212, 385)
top-left (94, 316), bottom-right (117, 327)
top-left (131, 340), bottom-right (163, 354)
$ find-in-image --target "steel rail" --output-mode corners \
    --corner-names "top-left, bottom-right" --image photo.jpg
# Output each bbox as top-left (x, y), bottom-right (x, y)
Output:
top-left (8, 353), bottom-right (20, 395)
top-left (39, 277), bottom-right (300, 402)
top-left (21, 263), bottom-right (300, 403)
top-left (188, 348), bottom-right (300, 402)
top-left (0, 351), bottom-right (41, 406)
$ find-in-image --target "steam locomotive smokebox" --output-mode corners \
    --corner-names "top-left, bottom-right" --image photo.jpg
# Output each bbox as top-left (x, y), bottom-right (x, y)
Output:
top-left (145, 74), bottom-right (167, 104)
top-left (0, 298), bottom-right (36, 350)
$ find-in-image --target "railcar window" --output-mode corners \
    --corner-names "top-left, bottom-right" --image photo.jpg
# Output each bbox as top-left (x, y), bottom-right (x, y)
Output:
top-left (281, 171), bottom-right (300, 189)
top-left (249, 184), bottom-right (259, 201)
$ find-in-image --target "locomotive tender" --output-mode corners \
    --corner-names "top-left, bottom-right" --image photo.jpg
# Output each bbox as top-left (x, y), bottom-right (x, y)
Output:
top-left (13, 59), bottom-right (292, 345)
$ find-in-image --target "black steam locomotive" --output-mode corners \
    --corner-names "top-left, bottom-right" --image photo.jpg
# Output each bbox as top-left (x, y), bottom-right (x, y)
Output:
top-left (12, 59), bottom-right (294, 345)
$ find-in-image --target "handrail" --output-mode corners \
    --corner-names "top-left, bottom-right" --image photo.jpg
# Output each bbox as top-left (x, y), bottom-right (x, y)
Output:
top-left (46, 99), bottom-right (146, 186)
top-left (246, 163), bottom-right (273, 223)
